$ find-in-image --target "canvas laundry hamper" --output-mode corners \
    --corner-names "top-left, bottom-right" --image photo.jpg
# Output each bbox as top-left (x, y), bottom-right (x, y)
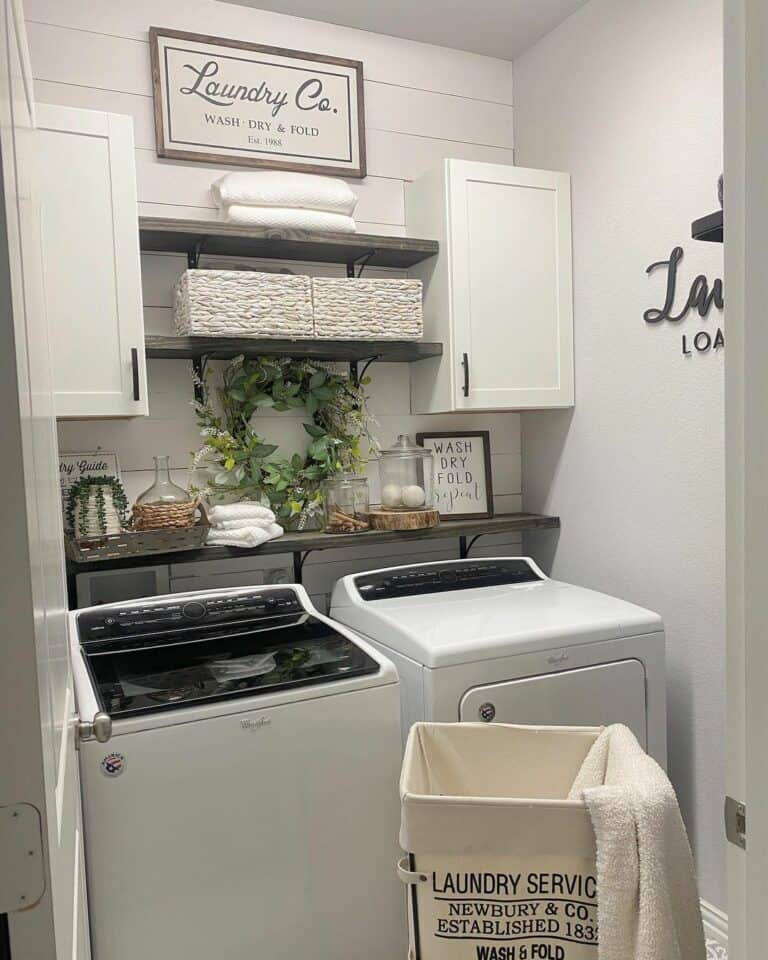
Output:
top-left (399, 723), bottom-right (600, 960)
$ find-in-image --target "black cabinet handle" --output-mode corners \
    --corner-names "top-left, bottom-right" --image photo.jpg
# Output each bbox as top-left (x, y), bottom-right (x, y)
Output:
top-left (461, 352), bottom-right (470, 397)
top-left (131, 347), bottom-right (140, 402)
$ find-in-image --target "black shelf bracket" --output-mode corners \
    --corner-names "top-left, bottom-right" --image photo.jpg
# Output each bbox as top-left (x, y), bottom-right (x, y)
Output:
top-left (192, 355), bottom-right (208, 404)
top-left (458, 534), bottom-right (484, 559)
top-left (292, 549), bottom-right (313, 583)
top-left (349, 355), bottom-right (380, 386)
top-left (346, 249), bottom-right (376, 278)
top-left (187, 239), bottom-right (204, 269)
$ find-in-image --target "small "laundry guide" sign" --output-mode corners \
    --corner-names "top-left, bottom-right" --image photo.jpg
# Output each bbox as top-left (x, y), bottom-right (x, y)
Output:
top-left (149, 28), bottom-right (366, 177)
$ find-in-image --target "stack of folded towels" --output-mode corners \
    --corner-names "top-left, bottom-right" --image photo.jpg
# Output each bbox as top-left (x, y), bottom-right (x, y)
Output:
top-left (206, 502), bottom-right (284, 549)
top-left (211, 171), bottom-right (358, 234)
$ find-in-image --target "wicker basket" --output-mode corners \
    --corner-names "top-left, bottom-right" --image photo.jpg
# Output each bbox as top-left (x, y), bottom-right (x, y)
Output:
top-left (174, 269), bottom-right (313, 338)
top-left (312, 277), bottom-right (423, 340)
top-left (65, 523), bottom-right (209, 563)
top-left (132, 500), bottom-right (199, 531)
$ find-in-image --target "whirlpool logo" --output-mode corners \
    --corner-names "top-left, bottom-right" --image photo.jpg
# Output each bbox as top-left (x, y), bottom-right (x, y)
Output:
top-left (240, 717), bottom-right (272, 732)
top-left (546, 651), bottom-right (569, 666)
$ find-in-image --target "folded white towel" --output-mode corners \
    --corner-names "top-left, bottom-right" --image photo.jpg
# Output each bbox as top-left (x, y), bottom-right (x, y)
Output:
top-left (220, 204), bottom-right (357, 234)
top-left (568, 724), bottom-right (705, 960)
top-left (212, 171), bottom-right (357, 216)
top-left (208, 503), bottom-right (276, 524)
top-left (215, 517), bottom-right (279, 531)
top-left (206, 523), bottom-right (284, 549)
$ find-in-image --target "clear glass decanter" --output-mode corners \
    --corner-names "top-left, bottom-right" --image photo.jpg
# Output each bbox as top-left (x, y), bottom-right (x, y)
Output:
top-left (136, 456), bottom-right (193, 505)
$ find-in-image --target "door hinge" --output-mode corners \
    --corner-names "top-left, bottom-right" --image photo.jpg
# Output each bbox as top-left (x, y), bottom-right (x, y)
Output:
top-left (725, 795), bottom-right (746, 849)
top-left (0, 804), bottom-right (45, 911)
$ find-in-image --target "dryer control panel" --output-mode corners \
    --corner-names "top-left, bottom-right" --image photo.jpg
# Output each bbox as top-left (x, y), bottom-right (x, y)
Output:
top-left (354, 559), bottom-right (541, 600)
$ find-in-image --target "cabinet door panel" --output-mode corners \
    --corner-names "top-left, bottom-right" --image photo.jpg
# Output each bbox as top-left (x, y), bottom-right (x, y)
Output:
top-left (450, 162), bottom-right (573, 409)
top-left (35, 105), bottom-right (147, 417)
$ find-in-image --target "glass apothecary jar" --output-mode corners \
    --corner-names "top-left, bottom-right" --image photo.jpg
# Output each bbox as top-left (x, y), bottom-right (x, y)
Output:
top-left (377, 435), bottom-right (434, 511)
top-left (324, 475), bottom-right (370, 533)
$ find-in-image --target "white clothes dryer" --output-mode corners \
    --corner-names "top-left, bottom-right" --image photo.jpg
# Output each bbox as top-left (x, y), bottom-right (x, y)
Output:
top-left (330, 557), bottom-right (666, 764)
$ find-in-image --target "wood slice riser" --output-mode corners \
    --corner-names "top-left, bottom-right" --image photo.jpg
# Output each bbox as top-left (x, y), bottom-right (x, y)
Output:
top-left (369, 508), bottom-right (440, 531)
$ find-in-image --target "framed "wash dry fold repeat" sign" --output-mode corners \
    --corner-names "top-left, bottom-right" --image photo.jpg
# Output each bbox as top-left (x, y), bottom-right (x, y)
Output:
top-left (149, 27), bottom-right (367, 178)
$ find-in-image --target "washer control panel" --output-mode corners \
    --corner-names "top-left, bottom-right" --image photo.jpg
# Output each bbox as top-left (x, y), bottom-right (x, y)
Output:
top-left (354, 559), bottom-right (541, 601)
top-left (78, 588), bottom-right (302, 643)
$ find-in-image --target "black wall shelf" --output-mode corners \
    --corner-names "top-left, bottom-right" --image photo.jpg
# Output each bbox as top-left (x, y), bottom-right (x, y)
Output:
top-left (145, 335), bottom-right (442, 364)
top-left (691, 210), bottom-right (723, 243)
top-left (66, 513), bottom-right (560, 591)
top-left (139, 217), bottom-right (439, 270)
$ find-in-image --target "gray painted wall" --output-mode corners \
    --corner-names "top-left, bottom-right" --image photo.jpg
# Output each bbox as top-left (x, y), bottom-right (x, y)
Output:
top-left (514, 0), bottom-right (725, 908)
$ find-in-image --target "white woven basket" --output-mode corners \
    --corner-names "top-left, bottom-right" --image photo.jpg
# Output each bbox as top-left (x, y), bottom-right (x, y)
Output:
top-left (173, 270), bottom-right (313, 338)
top-left (312, 277), bottom-right (423, 340)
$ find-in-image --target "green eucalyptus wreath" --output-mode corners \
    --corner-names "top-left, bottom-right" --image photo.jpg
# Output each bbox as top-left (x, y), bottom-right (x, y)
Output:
top-left (191, 356), bottom-right (377, 529)
top-left (65, 476), bottom-right (129, 538)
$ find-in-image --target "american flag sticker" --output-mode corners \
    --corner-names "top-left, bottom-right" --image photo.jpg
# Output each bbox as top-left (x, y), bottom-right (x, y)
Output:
top-left (100, 752), bottom-right (126, 778)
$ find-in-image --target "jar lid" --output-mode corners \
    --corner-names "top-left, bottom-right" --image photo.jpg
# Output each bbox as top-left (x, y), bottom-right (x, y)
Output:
top-left (325, 473), bottom-right (369, 486)
top-left (379, 434), bottom-right (431, 458)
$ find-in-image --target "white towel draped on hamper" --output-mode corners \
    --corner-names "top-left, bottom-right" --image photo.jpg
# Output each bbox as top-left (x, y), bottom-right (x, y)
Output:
top-left (568, 724), bottom-right (706, 960)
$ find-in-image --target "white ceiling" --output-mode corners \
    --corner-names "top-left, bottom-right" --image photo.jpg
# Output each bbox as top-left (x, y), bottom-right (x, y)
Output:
top-left (220, 0), bottom-right (590, 61)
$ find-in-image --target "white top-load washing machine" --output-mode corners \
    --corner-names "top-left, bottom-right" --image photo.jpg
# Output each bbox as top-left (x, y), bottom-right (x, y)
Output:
top-left (71, 584), bottom-right (405, 960)
top-left (330, 557), bottom-right (666, 763)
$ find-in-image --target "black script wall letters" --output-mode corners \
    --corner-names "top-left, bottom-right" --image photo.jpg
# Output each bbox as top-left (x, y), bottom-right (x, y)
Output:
top-left (644, 246), bottom-right (724, 324)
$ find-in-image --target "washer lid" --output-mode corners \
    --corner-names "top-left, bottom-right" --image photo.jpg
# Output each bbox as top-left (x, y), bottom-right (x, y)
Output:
top-left (332, 562), bottom-right (663, 668)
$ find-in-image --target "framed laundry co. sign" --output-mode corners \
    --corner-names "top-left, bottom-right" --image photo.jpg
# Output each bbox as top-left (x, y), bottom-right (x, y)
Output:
top-left (149, 28), bottom-right (366, 177)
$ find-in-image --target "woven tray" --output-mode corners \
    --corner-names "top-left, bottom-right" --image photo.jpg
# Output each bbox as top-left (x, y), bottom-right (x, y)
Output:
top-left (174, 269), bottom-right (313, 338)
top-left (65, 523), bottom-right (209, 563)
top-left (312, 277), bottom-right (423, 340)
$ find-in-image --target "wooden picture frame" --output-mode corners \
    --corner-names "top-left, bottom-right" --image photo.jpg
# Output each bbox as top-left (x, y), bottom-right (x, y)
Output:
top-left (149, 27), bottom-right (367, 178)
top-left (416, 431), bottom-right (494, 521)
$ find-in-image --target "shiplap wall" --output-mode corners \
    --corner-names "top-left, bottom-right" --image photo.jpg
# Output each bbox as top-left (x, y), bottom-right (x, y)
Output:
top-left (28, 0), bottom-right (522, 607)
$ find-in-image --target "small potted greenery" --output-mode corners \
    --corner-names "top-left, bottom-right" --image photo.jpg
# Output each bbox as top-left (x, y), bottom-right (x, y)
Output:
top-left (66, 476), bottom-right (129, 538)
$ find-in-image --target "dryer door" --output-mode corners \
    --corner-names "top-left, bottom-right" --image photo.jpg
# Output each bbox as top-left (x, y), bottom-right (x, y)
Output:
top-left (459, 659), bottom-right (647, 747)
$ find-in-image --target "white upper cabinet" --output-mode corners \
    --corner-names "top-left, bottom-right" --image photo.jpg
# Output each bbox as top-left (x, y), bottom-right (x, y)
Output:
top-left (35, 104), bottom-right (147, 417)
top-left (406, 160), bottom-right (574, 412)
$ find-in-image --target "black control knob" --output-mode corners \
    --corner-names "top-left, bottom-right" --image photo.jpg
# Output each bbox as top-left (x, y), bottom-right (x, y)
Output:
top-left (265, 596), bottom-right (277, 609)
top-left (182, 600), bottom-right (206, 620)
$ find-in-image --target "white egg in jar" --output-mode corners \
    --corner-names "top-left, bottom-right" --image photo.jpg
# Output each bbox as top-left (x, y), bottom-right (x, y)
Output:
top-left (401, 484), bottom-right (426, 508)
top-left (381, 483), bottom-right (403, 508)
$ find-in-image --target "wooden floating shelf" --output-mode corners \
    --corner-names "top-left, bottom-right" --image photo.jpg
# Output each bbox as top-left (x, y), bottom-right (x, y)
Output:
top-left (691, 210), bottom-right (723, 243)
top-left (138, 216), bottom-right (439, 269)
top-left (66, 514), bottom-right (560, 575)
top-left (145, 335), bottom-right (443, 364)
